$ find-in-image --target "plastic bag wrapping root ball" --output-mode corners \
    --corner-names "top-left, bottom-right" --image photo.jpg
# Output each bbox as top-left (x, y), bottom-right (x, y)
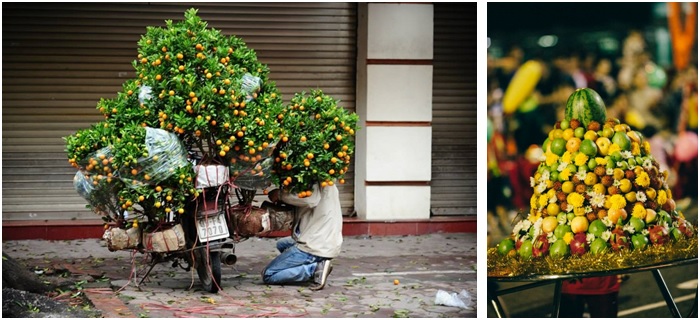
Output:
top-left (434, 289), bottom-right (473, 310)
top-left (119, 127), bottom-right (190, 187)
top-left (230, 156), bottom-right (275, 190)
top-left (73, 170), bottom-right (121, 218)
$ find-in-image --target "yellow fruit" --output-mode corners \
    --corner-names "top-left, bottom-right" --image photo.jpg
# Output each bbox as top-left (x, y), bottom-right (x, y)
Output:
top-left (562, 128), bottom-right (575, 141)
top-left (584, 172), bottom-right (598, 186)
top-left (625, 192), bottom-right (637, 203)
top-left (607, 208), bottom-right (627, 224)
top-left (562, 181), bottom-right (574, 194)
top-left (542, 216), bottom-right (559, 233)
top-left (613, 169), bottom-right (625, 180)
top-left (546, 203), bottom-right (560, 216)
top-left (646, 188), bottom-right (657, 200)
top-left (619, 179), bottom-right (632, 193)
top-left (592, 183), bottom-right (606, 195)
top-left (571, 216), bottom-right (589, 234)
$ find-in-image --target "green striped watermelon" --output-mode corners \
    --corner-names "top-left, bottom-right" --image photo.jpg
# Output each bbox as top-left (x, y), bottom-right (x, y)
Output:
top-left (565, 88), bottom-right (607, 127)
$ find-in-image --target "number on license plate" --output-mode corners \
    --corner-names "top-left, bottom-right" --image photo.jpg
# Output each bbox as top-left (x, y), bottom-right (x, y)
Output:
top-left (196, 214), bottom-right (230, 242)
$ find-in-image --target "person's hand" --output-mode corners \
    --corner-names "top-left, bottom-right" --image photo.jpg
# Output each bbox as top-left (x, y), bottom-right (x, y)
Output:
top-left (268, 189), bottom-right (280, 203)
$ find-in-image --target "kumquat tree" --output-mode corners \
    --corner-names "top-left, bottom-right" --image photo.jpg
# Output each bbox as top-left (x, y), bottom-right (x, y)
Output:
top-left (64, 9), bottom-right (359, 231)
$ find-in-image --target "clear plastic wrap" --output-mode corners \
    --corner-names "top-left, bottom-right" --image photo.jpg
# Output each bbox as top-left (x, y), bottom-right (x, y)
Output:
top-left (230, 156), bottom-right (274, 190)
top-left (240, 73), bottom-right (262, 102)
top-left (138, 85), bottom-right (153, 104)
top-left (119, 127), bottom-right (190, 186)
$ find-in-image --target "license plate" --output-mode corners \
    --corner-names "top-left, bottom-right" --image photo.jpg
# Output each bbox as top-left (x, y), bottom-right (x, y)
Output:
top-left (196, 213), bottom-right (230, 243)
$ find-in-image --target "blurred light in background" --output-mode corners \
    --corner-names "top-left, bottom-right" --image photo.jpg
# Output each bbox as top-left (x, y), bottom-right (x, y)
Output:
top-left (537, 35), bottom-right (558, 47)
top-left (487, 37), bottom-right (491, 49)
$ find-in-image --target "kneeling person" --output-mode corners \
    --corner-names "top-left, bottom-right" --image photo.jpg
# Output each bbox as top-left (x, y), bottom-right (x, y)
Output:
top-left (262, 183), bottom-right (342, 290)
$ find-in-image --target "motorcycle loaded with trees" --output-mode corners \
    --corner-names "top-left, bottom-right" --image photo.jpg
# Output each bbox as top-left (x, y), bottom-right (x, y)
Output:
top-left (65, 9), bottom-right (359, 293)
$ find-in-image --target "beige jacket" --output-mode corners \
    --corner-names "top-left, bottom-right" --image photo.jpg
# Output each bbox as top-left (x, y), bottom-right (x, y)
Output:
top-left (280, 184), bottom-right (343, 258)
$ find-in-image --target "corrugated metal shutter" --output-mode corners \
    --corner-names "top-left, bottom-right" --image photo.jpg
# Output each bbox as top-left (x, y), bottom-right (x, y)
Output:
top-left (430, 3), bottom-right (477, 216)
top-left (2, 2), bottom-right (357, 221)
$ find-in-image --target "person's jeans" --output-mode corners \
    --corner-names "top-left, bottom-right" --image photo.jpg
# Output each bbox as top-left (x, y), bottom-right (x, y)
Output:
top-left (262, 237), bottom-right (323, 284)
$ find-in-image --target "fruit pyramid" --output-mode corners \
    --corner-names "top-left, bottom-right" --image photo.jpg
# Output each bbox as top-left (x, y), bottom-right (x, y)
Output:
top-left (492, 88), bottom-right (697, 273)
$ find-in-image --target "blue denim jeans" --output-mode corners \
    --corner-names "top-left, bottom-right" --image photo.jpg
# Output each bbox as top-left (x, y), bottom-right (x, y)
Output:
top-left (262, 237), bottom-right (323, 284)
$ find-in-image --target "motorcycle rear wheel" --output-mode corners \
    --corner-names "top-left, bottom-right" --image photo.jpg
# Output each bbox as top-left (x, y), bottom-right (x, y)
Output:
top-left (195, 247), bottom-right (221, 293)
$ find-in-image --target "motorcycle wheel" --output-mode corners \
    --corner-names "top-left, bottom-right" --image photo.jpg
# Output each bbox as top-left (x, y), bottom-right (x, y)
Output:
top-left (195, 247), bottom-right (221, 293)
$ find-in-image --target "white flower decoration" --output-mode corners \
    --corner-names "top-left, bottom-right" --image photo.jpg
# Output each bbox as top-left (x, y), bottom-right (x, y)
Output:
top-left (602, 217), bottom-right (613, 227)
top-left (530, 177), bottom-right (536, 188)
top-left (558, 161), bottom-right (569, 172)
top-left (547, 232), bottom-right (557, 243)
top-left (586, 233), bottom-right (595, 244)
top-left (589, 192), bottom-right (606, 208)
top-left (585, 206), bottom-right (593, 213)
top-left (643, 159), bottom-right (653, 170)
top-left (606, 168), bottom-right (614, 175)
top-left (621, 151), bottom-right (633, 159)
top-left (641, 228), bottom-right (650, 236)
top-left (601, 230), bottom-right (612, 241)
top-left (535, 182), bottom-right (547, 194)
top-left (575, 171), bottom-right (587, 181)
top-left (636, 191), bottom-right (647, 203)
top-left (613, 179), bottom-right (621, 187)
top-left (623, 223), bottom-right (636, 234)
top-left (566, 204), bottom-right (573, 212)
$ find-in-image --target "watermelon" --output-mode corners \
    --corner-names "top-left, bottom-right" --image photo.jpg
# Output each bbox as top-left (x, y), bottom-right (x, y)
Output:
top-left (565, 88), bottom-right (607, 127)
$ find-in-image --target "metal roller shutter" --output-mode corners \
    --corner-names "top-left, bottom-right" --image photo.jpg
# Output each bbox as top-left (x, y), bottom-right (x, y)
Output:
top-left (2, 2), bottom-right (358, 221)
top-left (431, 3), bottom-right (477, 216)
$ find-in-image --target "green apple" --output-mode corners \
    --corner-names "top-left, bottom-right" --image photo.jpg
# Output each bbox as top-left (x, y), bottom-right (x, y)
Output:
top-left (612, 131), bottom-right (631, 151)
top-left (580, 139), bottom-right (598, 157)
top-left (629, 217), bottom-right (645, 233)
top-left (631, 234), bottom-right (648, 250)
top-left (588, 219), bottom-right (607, 238)
top-left (518, 240), bottom-right (533, 259)
top-left (497, 238), bottom-right (515, 256)
top-left (610, 151), bottom-right (622, 162)
top-left (590, 238), bottom-right (609, 254)
top-left (554, 224), bottom-right (572, 239)
top-left (550, 239), bottom-right (570, 259)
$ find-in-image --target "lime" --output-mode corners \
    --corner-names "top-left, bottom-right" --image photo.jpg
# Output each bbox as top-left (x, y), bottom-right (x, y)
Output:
top-left (590, 238), bottom-right (609, 254)
top-left (549, 239), bottom-right (569, 259)
top-left (631, 234), bottom-right (648, 250)
top-left (497, 238), bottom-right (515, 256)
top-left (579, 139), bottom-right (598, 157)
top-left (574, 127), bottom-right (585, 139)
top-left (588, 219), bottom-right (607, 238)
top-left (587, 158), bottom-right (597, 170)
top-left (560, 119), bottom-right (570, 130)
top-left (610, 151), bottom-right (622, 162)
top-left (602, 127), bottom-right (614, 138)
top-left (550, 138), bottom-right (567, 156)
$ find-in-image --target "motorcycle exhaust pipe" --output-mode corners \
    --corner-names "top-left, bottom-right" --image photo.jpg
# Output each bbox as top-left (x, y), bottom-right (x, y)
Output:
top-left (221, 252), bottom-right (237, 266)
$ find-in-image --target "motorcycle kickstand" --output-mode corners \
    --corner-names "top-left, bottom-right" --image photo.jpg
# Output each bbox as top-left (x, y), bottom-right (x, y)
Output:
top-left (137, 260), bottom-right (159, 287)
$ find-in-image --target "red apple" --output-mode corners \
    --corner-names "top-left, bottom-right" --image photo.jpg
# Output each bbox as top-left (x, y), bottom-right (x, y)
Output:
top-left (569, 232), bottom-right (589, 256)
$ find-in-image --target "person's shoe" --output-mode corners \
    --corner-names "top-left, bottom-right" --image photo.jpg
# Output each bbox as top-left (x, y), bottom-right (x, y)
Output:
top-left (309, 260), bottom-right (332, 291)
